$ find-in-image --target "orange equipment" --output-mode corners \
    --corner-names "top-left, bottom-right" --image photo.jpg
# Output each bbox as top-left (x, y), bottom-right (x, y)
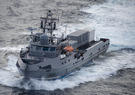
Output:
top-left (64, 46), bottom-right (74, 52)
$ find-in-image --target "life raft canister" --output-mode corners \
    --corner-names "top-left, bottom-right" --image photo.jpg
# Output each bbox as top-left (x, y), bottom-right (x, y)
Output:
top-left (64, 46), bottom-right (74, 52)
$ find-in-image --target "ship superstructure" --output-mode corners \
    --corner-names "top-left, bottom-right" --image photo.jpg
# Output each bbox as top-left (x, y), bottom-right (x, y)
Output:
top-left (16, 10), bottom-right (110, 79)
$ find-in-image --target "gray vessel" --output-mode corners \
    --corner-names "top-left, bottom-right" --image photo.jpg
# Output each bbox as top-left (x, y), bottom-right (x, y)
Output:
top-left (16, 10), bottom-right (110, 79)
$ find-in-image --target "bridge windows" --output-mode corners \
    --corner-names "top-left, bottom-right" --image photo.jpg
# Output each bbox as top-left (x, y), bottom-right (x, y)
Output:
top-left (43, 47), bottom-right (56, 52)
top-left (31, 45), bottom-right (56, 52)
top-left (43, 47), bottom-right (49, 51)
top-left (50, 47), bottom-right (56, 51)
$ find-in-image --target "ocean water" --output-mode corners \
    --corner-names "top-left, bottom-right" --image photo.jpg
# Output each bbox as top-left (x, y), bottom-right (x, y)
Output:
top-left (0, 0), bottom-right (135, 92)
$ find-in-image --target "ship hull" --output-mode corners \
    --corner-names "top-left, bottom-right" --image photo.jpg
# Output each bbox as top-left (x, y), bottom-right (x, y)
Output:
top-left (16, 39), bottom-right (110, 79)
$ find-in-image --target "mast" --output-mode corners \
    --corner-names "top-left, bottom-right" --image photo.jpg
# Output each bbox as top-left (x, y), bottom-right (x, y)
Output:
top-left (40, 10), bottom-right (58, 44)
top-left (40, 10), bottom-right (58, 34)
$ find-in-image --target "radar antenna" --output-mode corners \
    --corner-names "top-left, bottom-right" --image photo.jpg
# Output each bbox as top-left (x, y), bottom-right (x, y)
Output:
top-left (40, 10), bottom-right (59, 44)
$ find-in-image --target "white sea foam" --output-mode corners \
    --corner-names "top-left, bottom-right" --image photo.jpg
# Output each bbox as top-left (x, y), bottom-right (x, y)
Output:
top-left (81, 0), bottom-right (135, 50)
top-left (4, 55), bottom-right (18, 72)
top-left (0, 0), bottom-right (135, 91)
top-left (0, 49), bottom-right (135, 90)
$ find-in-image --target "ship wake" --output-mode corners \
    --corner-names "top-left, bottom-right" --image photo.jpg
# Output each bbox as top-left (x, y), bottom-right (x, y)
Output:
top-left (0, 48), bottom-right (135, 90)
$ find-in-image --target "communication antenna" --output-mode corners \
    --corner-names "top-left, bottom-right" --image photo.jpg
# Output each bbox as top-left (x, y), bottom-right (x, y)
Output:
top-left (57, 10), bottom-right (63, 26)
top-left (64, 25), bottom-right (67, 33)
top-left (27, 27), bottom-right (37, 35)
top-left (67, 37), bottom-right (70, 46)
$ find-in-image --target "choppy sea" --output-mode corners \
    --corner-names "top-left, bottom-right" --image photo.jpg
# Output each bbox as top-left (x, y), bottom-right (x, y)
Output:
top-left (0, 0), bottom-right (135, 94)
